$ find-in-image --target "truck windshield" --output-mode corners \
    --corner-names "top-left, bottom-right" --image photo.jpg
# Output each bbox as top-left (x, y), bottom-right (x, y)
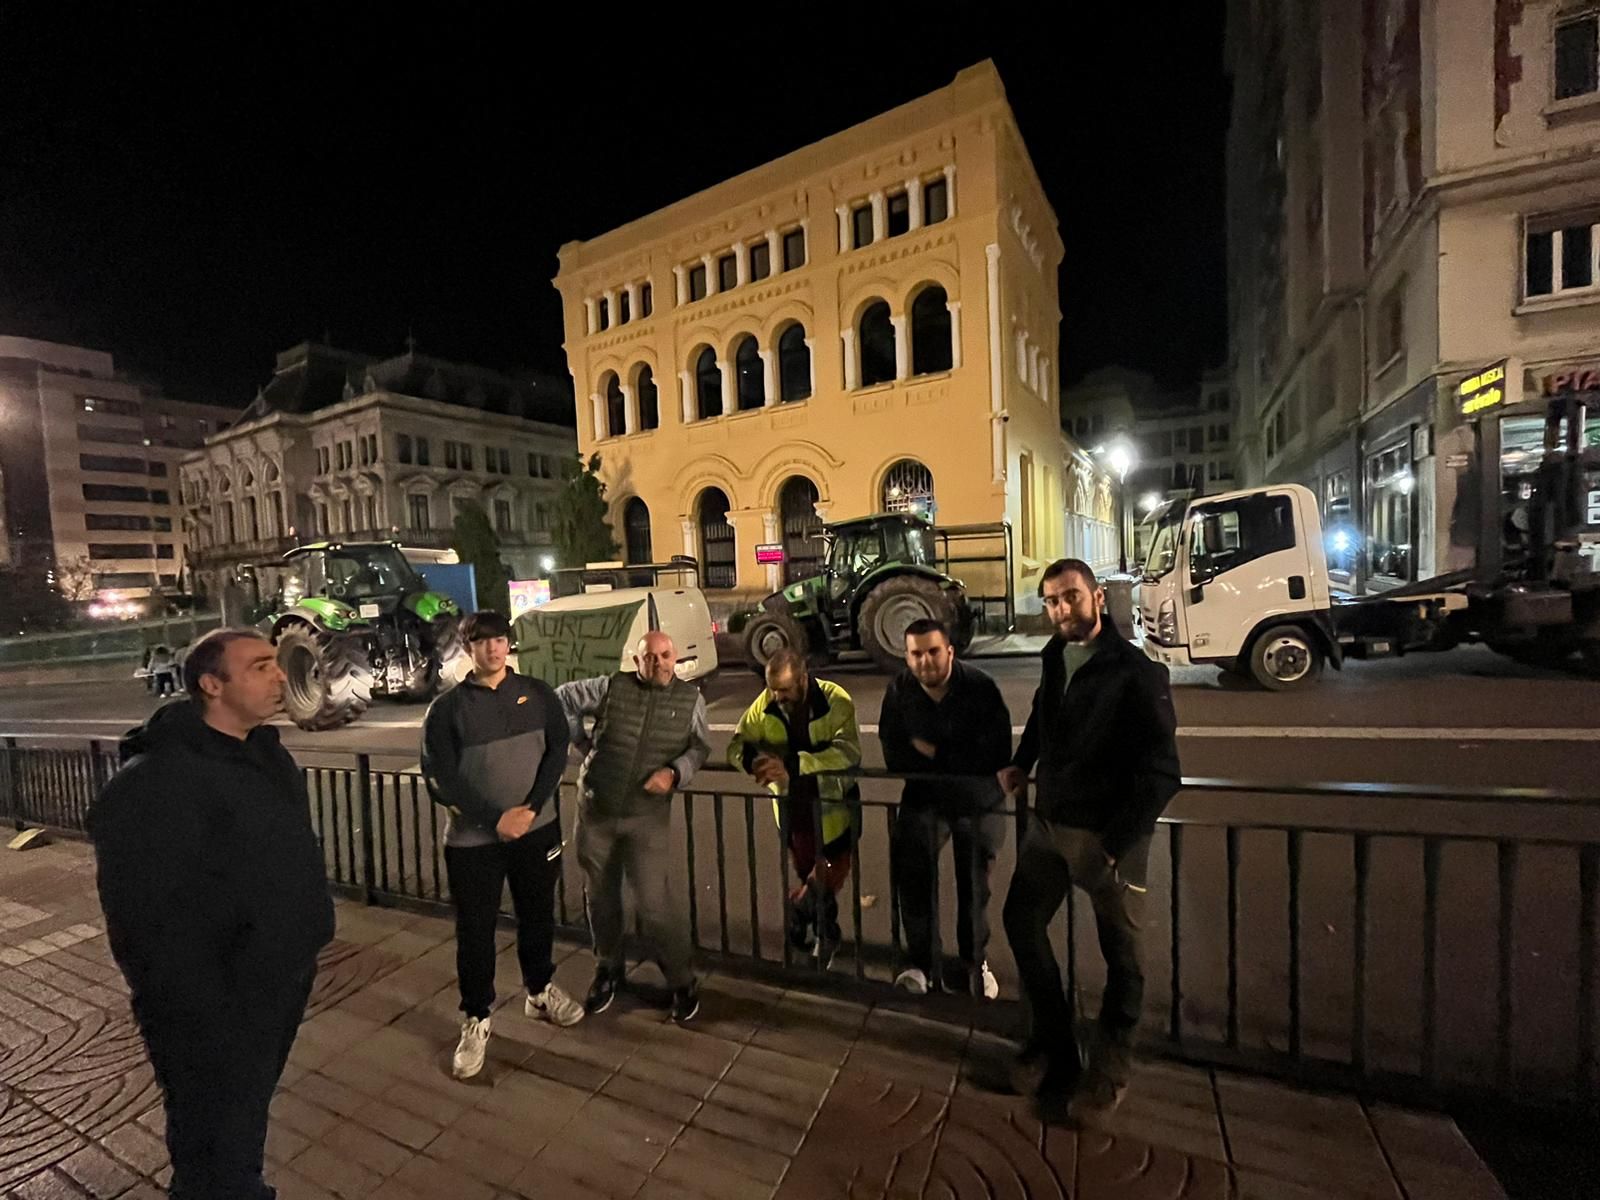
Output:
top-left (1143, 504), bottom-right (1185, 579)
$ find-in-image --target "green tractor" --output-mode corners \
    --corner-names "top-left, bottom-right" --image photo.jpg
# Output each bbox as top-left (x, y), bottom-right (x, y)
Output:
top-left (254, 541), bottom-right (471, 730)
top-left (742, 513), bottom-right (976, 674)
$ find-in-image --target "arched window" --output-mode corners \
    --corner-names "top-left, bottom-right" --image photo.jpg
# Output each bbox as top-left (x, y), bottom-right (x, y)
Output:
top-left (882, 459), bottom-right (935, 520)
top-left (734, 335), bottom-right (764, 409)
top-left (777, 324), bottom-right (811, 402)
top-left (859, 300), bottom-right (896, 387)
top-left (623, 497), bottom-right (652, 564)
top-left (910, 286), bottom-right (953, 376)
top-left (778, 476), bottom-right (823, 583)
top-left (694, 348), bottom-right (721, 420)
top-left (636, 365), bottom-right (659, 430)
top-left (697, 488), bottom-right (736, 588)
top-left (604, 373), bottom-right (626, 438)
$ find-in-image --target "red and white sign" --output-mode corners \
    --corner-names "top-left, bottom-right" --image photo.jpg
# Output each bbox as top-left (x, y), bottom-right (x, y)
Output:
top-left (754, 544), bottom-right (785, 565)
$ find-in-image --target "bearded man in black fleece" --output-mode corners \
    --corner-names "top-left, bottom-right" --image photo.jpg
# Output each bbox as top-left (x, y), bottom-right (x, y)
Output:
top-left (999, 558), bottom-right (1181, 1127)
top-left (91, 628), bottom-right (334, 1200)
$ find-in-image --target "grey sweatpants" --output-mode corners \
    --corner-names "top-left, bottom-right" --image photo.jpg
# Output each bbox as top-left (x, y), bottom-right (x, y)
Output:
top-left (575, 804), bottom-right (694, 989)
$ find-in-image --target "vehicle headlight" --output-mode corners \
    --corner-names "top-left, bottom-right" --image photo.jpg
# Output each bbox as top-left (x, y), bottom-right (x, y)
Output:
top-left (1157, 599), bottom-right (1177, 644)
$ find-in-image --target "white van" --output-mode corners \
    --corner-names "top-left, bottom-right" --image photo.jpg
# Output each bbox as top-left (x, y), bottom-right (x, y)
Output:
top-left (516, 559), bottom-right (718, 682)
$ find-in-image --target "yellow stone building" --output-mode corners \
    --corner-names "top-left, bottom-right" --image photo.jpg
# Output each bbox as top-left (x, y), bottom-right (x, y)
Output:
top-left (553, 61), bottom-right (1115, 615)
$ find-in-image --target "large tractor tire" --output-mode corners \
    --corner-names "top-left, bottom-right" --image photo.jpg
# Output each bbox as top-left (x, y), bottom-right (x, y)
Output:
top-left (432, 615), bottom-right (471, 692)
top-left (1246, 623), bottom-right (1324, 691)
top-left (858, 576), bottom-right (958, 673)
top-left (276, 624), bottom-right (372, 730)
top-left (742, 612), bottom-right (811, 676)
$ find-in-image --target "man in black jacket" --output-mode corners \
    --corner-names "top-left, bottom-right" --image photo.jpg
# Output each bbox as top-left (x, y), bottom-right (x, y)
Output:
top-left (999, 558), bottom-right (1181, 1126)
top-left (91, 628), bottom-right (335, 1200)
top-left (422, 610), bottom-right (580, 1080)
top-left (881, 618), bottom-right (1011, 999)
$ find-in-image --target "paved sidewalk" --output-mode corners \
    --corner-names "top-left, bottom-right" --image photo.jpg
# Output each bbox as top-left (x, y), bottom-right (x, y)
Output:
top-left (0, 841), bottom-right (1507, 1199)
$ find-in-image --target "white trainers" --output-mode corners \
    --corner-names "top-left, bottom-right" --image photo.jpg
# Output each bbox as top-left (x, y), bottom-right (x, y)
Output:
top-left (977, 960), bottom-right (1000, 1001)
top-left (525, 982), bottom-right (585, 1028)
top-left (451, 1015), bottom-right (491, 1079)
top-left (895, 967), bottom-right (931, 995)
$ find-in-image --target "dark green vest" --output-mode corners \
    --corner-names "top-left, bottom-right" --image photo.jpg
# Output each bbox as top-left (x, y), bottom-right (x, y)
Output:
top-left (582, 672), bottom-right (698, 817)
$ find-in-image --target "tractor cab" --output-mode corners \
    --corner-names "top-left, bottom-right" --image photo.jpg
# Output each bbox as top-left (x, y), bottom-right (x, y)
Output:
top-left (279, 542), bottom-right (427, 617)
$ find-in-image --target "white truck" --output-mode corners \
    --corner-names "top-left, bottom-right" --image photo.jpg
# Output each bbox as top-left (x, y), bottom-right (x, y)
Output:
top-left (1138, 388), bottom-right (1599, 688)
top-left (515, 558), bottom-right (718, 683)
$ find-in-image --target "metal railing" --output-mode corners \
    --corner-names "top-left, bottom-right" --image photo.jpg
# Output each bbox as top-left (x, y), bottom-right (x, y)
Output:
top-left (3, 735), bottom-right (1596, 1114)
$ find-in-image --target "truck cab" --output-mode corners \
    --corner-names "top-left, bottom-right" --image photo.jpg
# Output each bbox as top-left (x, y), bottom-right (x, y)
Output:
top-left (1140, 483), bottom-right (1340, 688)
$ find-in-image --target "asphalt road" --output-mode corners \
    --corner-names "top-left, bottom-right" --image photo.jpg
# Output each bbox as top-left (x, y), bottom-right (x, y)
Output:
top-left (4, 644), bottom-right (1596, 790)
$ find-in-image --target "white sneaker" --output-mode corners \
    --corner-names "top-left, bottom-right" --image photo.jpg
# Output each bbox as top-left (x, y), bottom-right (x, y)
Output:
top-left (451, 1016), bottom-right (491, 1079)
top-left (525, 982), bottom-right (585, 1027)
top-left (977, 960), bottom-right (999, 1001)
top-left (895, 967), bottom-right (930, 995)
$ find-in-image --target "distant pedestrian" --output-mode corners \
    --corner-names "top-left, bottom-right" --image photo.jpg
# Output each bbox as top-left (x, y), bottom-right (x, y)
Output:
top-left (148, 643), bottom-right (179, 696)
top-left (422, 610), bottom-right (581, 1082)
top-left (728, 649), bottom-right (862, 968)
top-left (881, 618), bottom-right (1011, 999)
top-left (1000, 558), bottom-right (1181, 1126)
top-left (90, 628), bottom-right (334, 1200)
top-left (557, 631), bottom-right (710, 1023)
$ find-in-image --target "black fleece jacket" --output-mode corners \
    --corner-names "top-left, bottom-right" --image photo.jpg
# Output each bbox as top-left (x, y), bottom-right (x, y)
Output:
top-left (89, 701), bottom-right (335, 1012)
top-left (1012, 616), bottom-right (1182, 858)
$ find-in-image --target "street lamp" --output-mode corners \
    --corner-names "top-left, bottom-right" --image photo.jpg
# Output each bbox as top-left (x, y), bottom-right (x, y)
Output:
top-left (1140, 492), bottom-right (1163, 514)
top-left (539, 554), bottom-right (556, 574)
top-left (1094, 437), bottom-right (1139, 573)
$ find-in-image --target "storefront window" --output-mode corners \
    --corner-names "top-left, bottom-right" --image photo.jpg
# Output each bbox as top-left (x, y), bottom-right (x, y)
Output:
top-left (1365, 444), bottom-right (1413, 580)
top-left (1323, 470), bottom-right (1356, 577)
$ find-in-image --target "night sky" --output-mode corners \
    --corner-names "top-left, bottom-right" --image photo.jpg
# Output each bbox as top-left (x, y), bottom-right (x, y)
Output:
top-left (1, 4), bottom-right (1228, 410)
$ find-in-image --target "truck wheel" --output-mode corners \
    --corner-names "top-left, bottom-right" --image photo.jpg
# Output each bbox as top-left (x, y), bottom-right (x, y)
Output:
top-left (432, 615), bottom-right (470, 693)
top-left (1247, 624), bottom-right (1323, 691)
top-left (743, 612), bottom-right (809, 676)
top-left (859, 577), bottom-right (955, 673)
top-left (277, 624), bottom-right (372, 730)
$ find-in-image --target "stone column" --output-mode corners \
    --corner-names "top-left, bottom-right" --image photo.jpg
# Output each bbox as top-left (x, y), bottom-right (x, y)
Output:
top-left (869, 191), bottom-right (886, 243)
top-left (702, 253), bottom-right (717, 295)
top-left (717, 358), bottom-right (734, 414)
top-left (906, 177), bottom-right (924, 229)
top-left (625, 282), bottom-right (639, 320)
top-left (943, 164), bottom-right (957, 218)
top-left (841, 329), bottom-right (858, 391)
top-left (620, 383), bottom-right (637, 435)
top-left (583, 297), bottom-right (598, 335)
top-left (672, 265), bottom-right (687, 306)
top-left (1028, 344), bottom-right (1041, 393)
top-left (947, 300), bottom-right (963, 369)
top-left (679, 370), bottom-right (694, 423)
top-left (1016, 329), bottom-right (1029, 380)
top-left (681, 518), bottom-right (696, 559)
top-left (759, 348), bottom-right (777, 406)
top-left (890, 313), bottom-right (909, 380)
top-left (765, 229), bottom-right (781, 272)
top-left (590, 393), bottom-right (605, 440)
top-left (836, 206), bottom-right (849, 253)
top-left (602, 288), bottom-right (617, 329)
top-left (732, 240), bottom-right (748, 286)
top-left (804, 337), bottom-right (816, 392)
top-left (762, 511), bottom-right (781, 593)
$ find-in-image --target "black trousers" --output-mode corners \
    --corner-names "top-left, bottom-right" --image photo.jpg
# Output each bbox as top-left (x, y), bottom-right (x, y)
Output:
top-left (1001, 822), bottom-right (1151, 1084)
top-left (445, 821), bottom-right (562, 1018)
top-left (136, 965), bottom-right (316, 1200)
top-left (891, 803), bottom-right (1006, 980)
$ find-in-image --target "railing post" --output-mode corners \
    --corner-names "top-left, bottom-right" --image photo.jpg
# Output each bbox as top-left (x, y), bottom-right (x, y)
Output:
top-left (355, 753), bottom-right (376, 905)
top-left (3, 736), bottom-right (18, 830)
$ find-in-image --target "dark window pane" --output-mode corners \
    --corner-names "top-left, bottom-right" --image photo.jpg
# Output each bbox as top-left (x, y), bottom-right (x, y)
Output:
top-left (637, 366), bottom-right (659, 429)
top-left (924, 178), bottom-right (949, 224)
top-left (1561, 223), bottom-right (1593, 289)
top-left (699, 488), bottom-right (736, 589)
top-left (782, 229), bottom-right (806, 270)
top-left (417, 438), bottom-right (430, 465)
top-left (640, 282), bottom-right (653, 316)
top-left (887, 191), bottom-right (911, 237)
top-left (147, 461), bottom-right (168, 477)
top-left (1526, 230), bottom-right (1554, 296)
top-left (749, 241), bottom-right (771, 281)
top-left (1555, 17), bottom-right (1599, 100)
top-left (909, 287), bottom-right (952, 376)
top-left (735, 336), bottom-right (764, 409)
top-left (696, 348), bottom-right (721, 419)
top-left (606, 375), bottom-right (626, 437)
top-left (597, 298), bottom-right (610, 330)
top-left (624, 498), bottom-right (652, 564)
top-left (397, 434), bottom-right (413, 464)
top-left (718, 254), bottom-right (738, 291)
top-left (852, 204), bottom-right (874, 249)
top-left (778, 325), bottom-right (811, 402)
top-left (689, 264), bottom-right (707, 301)
top-left (859, 301), bottom-right (896, 386)
top-left (462, 445), bottom-right (473, 471)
